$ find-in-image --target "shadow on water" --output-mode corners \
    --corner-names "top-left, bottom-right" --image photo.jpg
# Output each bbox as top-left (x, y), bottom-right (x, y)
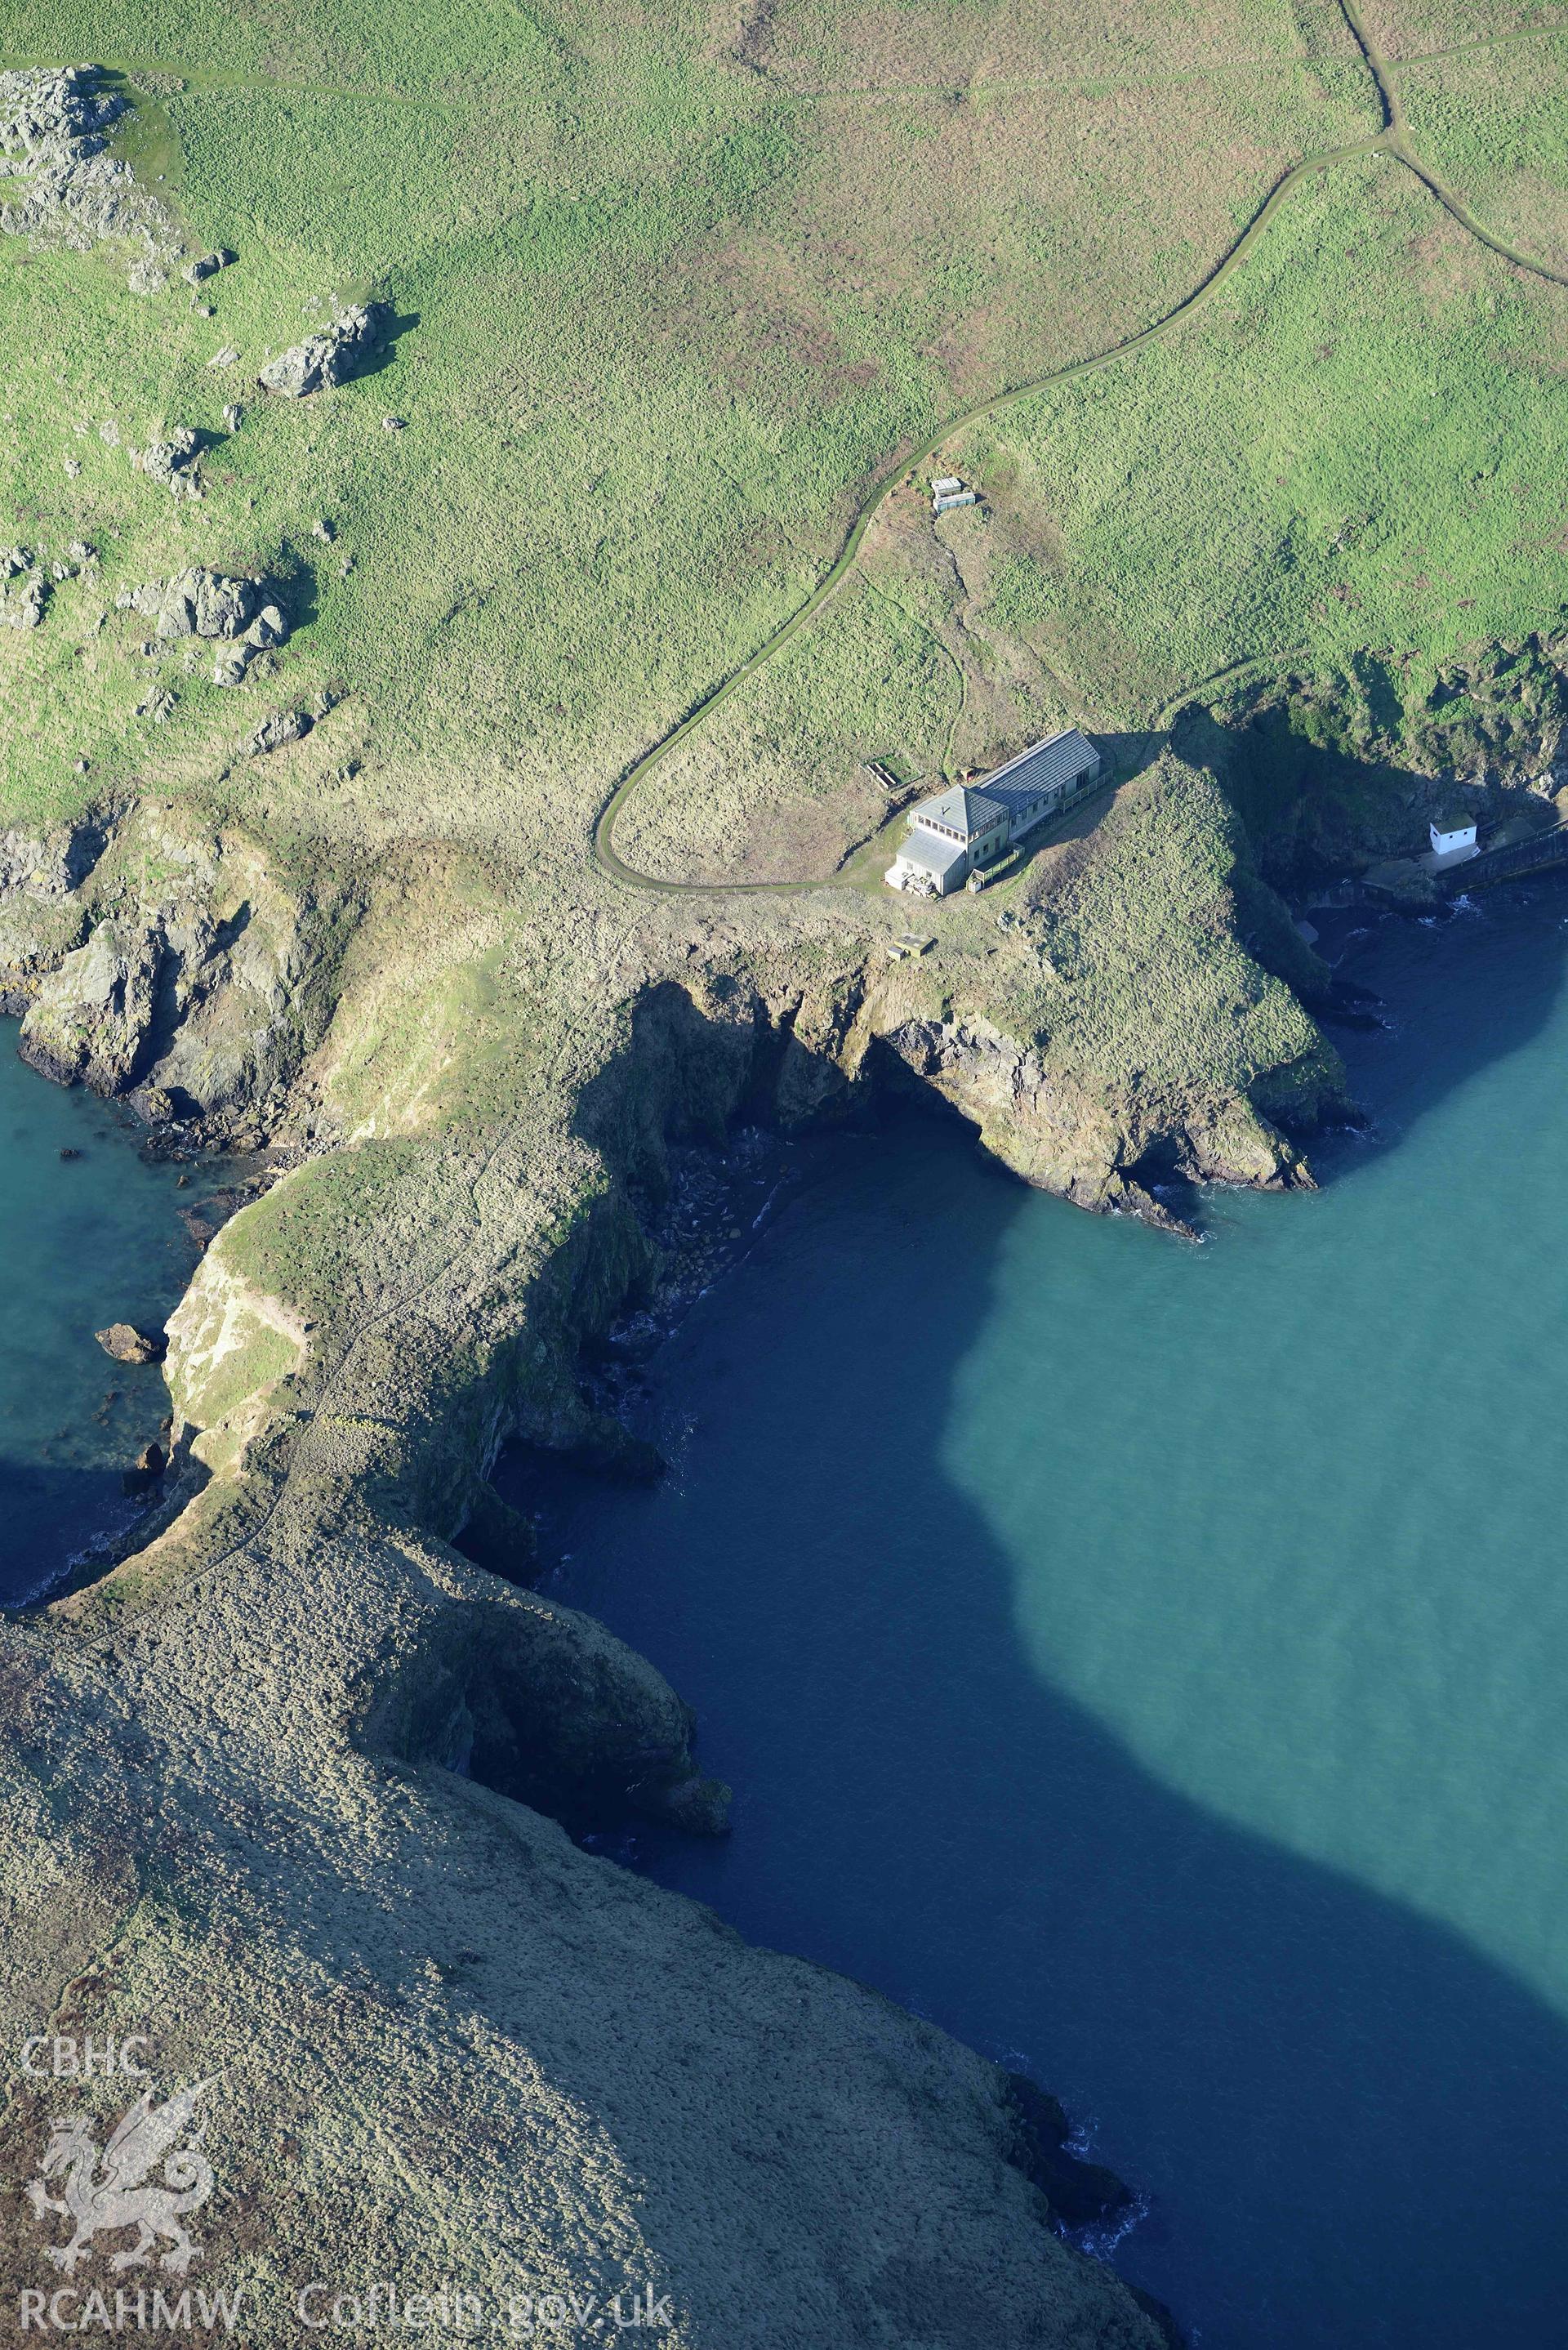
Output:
top-left (496, 883), bottom-right (1568, 2348)
top-left (0, 1032), bottom-right (200, 1609)
top-left (1323, 877), bottom-right (1568, 1150)
top-left (0, 1460), bottom-right (156, 1608)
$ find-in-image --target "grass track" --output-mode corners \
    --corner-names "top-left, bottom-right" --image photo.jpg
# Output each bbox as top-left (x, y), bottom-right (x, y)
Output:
top-left (592, 0), bottom-right (1568, 899)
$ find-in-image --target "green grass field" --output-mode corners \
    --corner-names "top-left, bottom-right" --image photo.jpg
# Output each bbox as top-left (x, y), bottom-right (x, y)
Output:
top-left (614, 139), bottom-right (1568, 880)
top-left (1400, 33), bottom-right (1568, 269)
top-left (2, 0), bottom-right (1568, 1121)
top-left (0, 0), bottom-right (1377, 867)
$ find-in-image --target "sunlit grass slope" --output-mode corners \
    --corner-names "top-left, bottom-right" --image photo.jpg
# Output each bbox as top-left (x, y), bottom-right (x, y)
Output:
top-left (0, 0), bottom-right (1368, 852)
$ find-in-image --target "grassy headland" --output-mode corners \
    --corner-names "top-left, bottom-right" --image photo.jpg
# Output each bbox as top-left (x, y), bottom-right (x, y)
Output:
top-left (2, 3), bottom-right (1567, 2338)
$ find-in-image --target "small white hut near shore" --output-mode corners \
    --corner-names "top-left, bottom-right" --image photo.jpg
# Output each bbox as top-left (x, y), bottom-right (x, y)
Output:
top-left (1429, 814), bottom-right (1478, 862)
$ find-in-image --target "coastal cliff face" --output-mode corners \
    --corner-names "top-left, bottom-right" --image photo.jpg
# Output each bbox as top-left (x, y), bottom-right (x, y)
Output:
top-left (0, 869), bottom-right (1193, 2344)
top-left (6, 16), bottom-right (1568, 2333)
top-left (0, 735), bottom-right (1352, 2341)
top-left (1, 802), bottom-right (353, 1131)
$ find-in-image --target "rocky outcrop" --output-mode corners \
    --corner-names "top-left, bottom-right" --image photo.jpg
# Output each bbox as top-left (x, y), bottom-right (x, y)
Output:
top-left (883, 1012), bottom-right (1324, 1208)
top-left (0, 814), bottom-right (104, 902)
top-left (183, 247), bottom-right (234, 284)
top-left (13, 805), bottom-right (351, 1131)
top-left (95, 1320), bottom-right (165, 1365)
top-left (258, 302), bottom-right (385, 397)
top-left (20, 915), bottom-right (166, 1090)
top-left (246, 706), bottom-right (312, 756)
top-left (0, 65), bottom-right (178, 265)
top-left (132, 426), bottom-right (203, 497)
top-left (118, 565), bottom-right (291, 684)
top-left (0, 551), bottom-right (46, 630)
top-left (122, 564), bottom-right (270, 641)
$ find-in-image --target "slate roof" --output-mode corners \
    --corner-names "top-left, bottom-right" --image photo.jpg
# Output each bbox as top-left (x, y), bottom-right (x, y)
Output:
top-left (911, 786), bottom-right (1009, 838)
top-left (895, 829), bottom-right (968, 877)
top-left (974, 729), bottom-right (1099, 818)
top-left (909, 732), bottom-right (1099, 841)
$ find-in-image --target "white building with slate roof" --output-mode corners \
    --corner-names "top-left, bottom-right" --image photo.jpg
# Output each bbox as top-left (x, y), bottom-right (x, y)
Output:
top-left (886, 729), bottom-right (1101, 895)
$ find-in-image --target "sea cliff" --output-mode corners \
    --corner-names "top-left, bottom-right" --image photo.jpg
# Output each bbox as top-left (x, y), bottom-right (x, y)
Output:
top-left (0, 725), bottom-right (1372, 2340)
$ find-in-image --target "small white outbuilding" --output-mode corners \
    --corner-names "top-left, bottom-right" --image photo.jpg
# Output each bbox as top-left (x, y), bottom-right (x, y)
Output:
top-left (1429, 815), bottom-right (1478, 859)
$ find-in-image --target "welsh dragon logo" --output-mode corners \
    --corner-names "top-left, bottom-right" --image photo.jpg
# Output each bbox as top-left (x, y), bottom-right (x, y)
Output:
top-left (25, 2077), bottom-right (217, 2275)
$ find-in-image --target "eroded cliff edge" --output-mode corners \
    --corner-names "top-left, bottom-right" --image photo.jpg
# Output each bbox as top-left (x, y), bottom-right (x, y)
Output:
top-left (0, 724), bottom-right (1362, 2343)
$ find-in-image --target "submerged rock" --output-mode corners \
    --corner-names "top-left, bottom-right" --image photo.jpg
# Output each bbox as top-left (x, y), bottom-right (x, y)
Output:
top-left (95, 1321), bottom-right (166, 1366)
top-left (257, 302), bottom-right (385, 398)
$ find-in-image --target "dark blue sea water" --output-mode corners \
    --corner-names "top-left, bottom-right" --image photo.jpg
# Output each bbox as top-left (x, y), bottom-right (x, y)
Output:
top-left (512, 884), bottom-right (1568, 2348)
top-left (0, 1039), bottom-right (204, 1601)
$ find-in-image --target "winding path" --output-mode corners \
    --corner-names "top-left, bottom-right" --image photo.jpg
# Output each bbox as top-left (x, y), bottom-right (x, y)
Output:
top-left (592, 1), bottom-right (1568, 899)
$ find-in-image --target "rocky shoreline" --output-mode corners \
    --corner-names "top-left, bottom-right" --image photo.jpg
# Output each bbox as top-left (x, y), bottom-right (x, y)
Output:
top-left (3, 714), bottom-right (1558, 2342)
top-left (2, 38), bottom-right (1566, 2339)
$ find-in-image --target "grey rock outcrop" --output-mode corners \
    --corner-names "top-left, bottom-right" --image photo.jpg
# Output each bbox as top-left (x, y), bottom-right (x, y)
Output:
top-left (183, 247), bottom-right (234, 283)
top-left (21, 916), bottom-right (166, 1090)
top-left (0, 817), bottom-right (104, 903)
top-left (246, 707), bottom-right (313, 756)
top-left (120, 568), bottom-right (291, 683)
top-left (15, 806), bottom-right (341, 1126)
top-left (245, 602), bottom-right (288, 649)
top-left (0, 65), bottom-right (178, 261)
top-left (0, 547), bottom-right (47, 629)
top-left (257, 302), bottom-right (385, 397)
top-left (133, 426), bottom-right (202, 495)
top-left (130, 564), bottom-right (260, 640)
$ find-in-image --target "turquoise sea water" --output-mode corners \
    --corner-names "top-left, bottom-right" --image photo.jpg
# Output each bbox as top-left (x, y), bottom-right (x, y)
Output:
top-left (0, 1041), bottom-right (203, 1603)
top-left (523, 885), bottom-right (1568, 2348)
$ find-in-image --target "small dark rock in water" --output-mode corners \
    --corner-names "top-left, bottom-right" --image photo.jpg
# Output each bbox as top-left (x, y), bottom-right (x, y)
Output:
top-left (58, 1145), bottom-right (82, 1161)
top-left (642, 1771), bottom-right (733, 1838)
top-left (95, 1322), bottom-right (165, 1366)
top-left (122, 1439), bottom-right (166, 1495)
